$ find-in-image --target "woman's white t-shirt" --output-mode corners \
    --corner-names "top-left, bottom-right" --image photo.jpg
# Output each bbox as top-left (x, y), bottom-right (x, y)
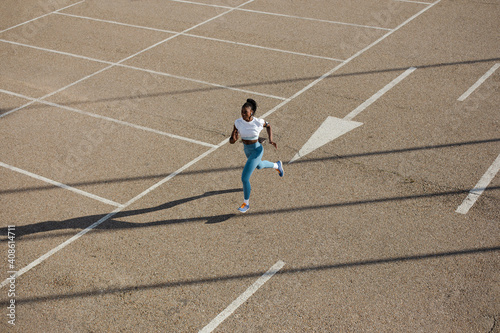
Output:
top-left (235, 117), bottom-right (266, 140)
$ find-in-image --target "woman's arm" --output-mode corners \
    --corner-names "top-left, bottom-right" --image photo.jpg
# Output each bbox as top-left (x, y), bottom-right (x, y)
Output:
top-left (265, 123), bottom-right (277, 149)
top-left (229, 125), bottom-right (239, 144)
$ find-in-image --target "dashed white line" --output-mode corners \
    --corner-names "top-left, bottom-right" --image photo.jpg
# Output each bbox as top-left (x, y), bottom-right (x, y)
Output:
top-left (456, 152), bottom-right (500, 214)
top-left (0, 161), bottom-right (123, 207)
top-left (458, 63), bottom-right (500, 101)
top-left (198, 260), bottom-right (286, 333)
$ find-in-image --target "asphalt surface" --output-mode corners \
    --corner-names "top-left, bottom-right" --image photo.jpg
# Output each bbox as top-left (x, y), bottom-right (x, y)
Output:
top-left (0, 0), bottom-right (499, 332)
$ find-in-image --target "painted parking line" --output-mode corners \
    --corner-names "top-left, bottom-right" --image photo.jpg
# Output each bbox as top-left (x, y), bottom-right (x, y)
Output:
top-left (0, 39), bottom-right (286, 101)
top-left (0, 88), bottom-right (218, 148)
top-left (456, 152), bottom-right (500, 214)
top-left (55, 12), bottom-right (343, 62)
top-left (458, 63), bottom-right (500, 101)
top-left (395, 0), bottom-right (432, 4)
top-left (0, 161), bottom-right (123, 207)
top-left (0, 138), bottom-right (226, 289)
top-left (344, 67), bottom-right (417, 121)
top-left (168, 0), bottom-right (392, 31)
top-left (290, 67), bottom-right (417, 162)
top-left (0, 0), bottom-right (85, 33)
top-left (0, 0), bottom-right (441, 289)
top-left (198, 260), bottom-right (286, 333)
top-left (0, 1), bottom-right (257, 289)
top-left (1, 0), bottom-right (257, 120)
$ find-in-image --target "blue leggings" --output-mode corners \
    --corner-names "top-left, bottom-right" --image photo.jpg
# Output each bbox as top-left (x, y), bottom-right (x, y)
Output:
top-left (242, 142), bottom-right (274, 200)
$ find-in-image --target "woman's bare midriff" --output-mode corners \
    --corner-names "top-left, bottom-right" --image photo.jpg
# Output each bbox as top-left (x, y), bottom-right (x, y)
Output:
top-left (242, 139), bottom-right (258, 145)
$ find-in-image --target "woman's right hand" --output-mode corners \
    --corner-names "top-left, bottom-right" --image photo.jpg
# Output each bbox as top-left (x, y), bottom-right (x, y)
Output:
top-left (229, 125), bottom-right (239, 144)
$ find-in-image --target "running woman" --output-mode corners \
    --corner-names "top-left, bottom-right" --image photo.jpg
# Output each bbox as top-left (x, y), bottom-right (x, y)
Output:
top-left (229, 99), bottom-right (284, 213)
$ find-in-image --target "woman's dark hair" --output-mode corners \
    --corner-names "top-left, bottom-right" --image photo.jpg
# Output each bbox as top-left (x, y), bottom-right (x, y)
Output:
top-left (242, 98), bottom-right (257, 114)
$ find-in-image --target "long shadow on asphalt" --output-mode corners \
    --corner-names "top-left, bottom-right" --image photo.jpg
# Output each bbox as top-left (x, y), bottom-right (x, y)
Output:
top-left (16, 57), bottom-right (500, 108)
top-left (2, 138), bottom-right (499, 195)
top-left (4, 57), bottom-right (498, 118)
top-left (3, 245), bottom-right (499, 306)
top-left (0, 188), bottom-right (241, 239)
top-left (1, 137), bottom-right (498, 241)
top-left (1, 186), bottom-right (498, 242)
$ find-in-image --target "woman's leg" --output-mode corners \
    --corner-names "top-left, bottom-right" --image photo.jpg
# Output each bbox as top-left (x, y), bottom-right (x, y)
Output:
top-left (256, 160), bottom-right (275, 169)
top-left (241, 144), bottom-right (264, 200)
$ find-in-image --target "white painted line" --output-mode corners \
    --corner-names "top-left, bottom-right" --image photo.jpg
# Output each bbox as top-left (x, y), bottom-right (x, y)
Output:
top-left (168, 0), bottom-right (391, 31)
top-left (118, 64), bottom-right (287, 100)
top-left (289, 67), bottom-right (417, 163)
top-left (55, 12), bottom-right (342, 62)
top-left (117, 0), bottom-right (256, 65)
top-left (0, 0), bottom-right (85, 34)
top-left (456, 152), bottom-right (500, 214)
top-left (0, 89), bottom-right (40, 118)
top-left (0, 0), bottom-right (441, 288)
top-left (0, 161), bottom-right (123, 207)
top-left (0, 39), bottom-right (286, 101)
top-left (343, 67), bottom-right (417, 121)
top-left (0, 88), bottom-right (41, 100)
top-left (262, 1), bottom-right (441, 121)
top-left (198, 260), bottom-right (285, 333)
top-left (0, 3), bottom-right (260, 287)
top-left (0, 209), bottom-right (121, 289)
top-left (0, 88), bottom-right (217, 148)
top-left (43, 101), bottom-right (219, 148)
top-left (126, 138), bottom-right (228, 202)
top-left (47, 63), bottom-right (119, 102)
top-left (458, 63), bottom-right (500, 101)
top-left (0, 38), bottom-right (114, 65)
top-left (238, 8), bottom-right (392, 31)
top-left (2, 0), bottom-right (287, 120)
top-left (55, 12), bottom-right (178, 34)
top-left (0, 100), bottom-right (37, 119)
top-left (0, 139), bottom-right (226, 288)
top-left (290, 66), bottom-right (416, 163)
top-left (290, 117), bottom-right (363, 163)
top-left (395, 0), bottom-right (432, 5)
top-left (182, 33), bottom-right (344, 62)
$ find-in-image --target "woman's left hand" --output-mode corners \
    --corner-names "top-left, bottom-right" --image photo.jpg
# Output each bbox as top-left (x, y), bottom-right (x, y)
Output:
top-left (269, 141), bottom-right (278, 149)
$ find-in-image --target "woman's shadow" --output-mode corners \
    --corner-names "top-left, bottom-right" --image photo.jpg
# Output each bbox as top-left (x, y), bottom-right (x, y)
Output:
top-left (0, 189), bottom-right (241, 240)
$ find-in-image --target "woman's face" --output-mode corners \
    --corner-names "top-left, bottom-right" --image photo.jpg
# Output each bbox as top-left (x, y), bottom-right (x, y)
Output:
top-left (241, 106), bottom-right (253, 122)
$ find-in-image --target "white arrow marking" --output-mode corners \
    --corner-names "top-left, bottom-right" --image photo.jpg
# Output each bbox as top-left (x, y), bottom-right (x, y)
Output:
top-left (290, 117), bottom-right (363, 163)
top-left (290, 67), bottom-right (416, 162)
